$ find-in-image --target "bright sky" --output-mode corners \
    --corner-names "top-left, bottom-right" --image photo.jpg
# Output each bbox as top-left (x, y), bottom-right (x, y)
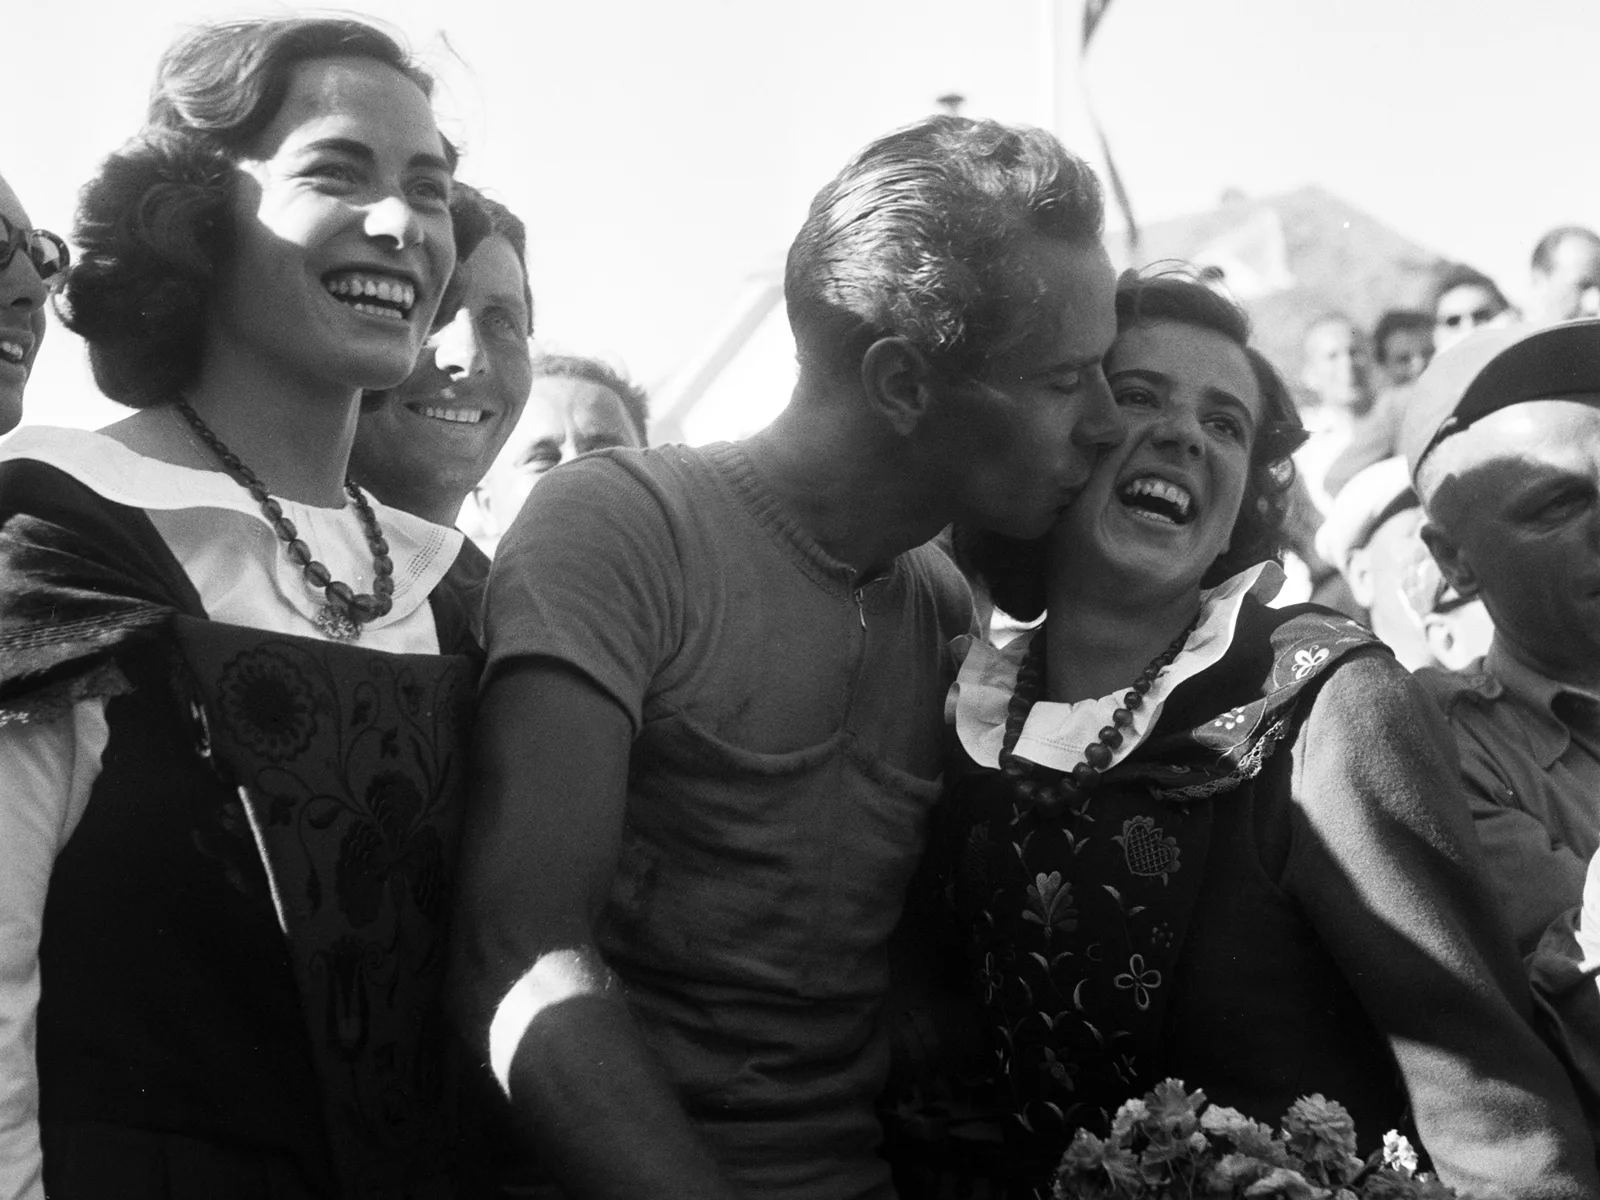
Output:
top-left (11, 0), bottom-right (1597, 432)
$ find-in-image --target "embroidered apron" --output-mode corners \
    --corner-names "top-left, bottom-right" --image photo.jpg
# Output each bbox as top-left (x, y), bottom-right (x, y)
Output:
top-left (172, 616), bottom-right (478, 1199)
top-left (945, 604), bottom-right (1379, 1190)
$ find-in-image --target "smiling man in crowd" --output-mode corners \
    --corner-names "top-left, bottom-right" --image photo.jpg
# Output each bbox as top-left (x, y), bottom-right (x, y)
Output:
top-left (350, 184), bottom-right (531, 621)
top-left (1408, 319), bottom-right (1600, 953)
top-left (451, 116), bottom-right (1126, 1200)
top-left (475, 354), bottom-right (649, 551)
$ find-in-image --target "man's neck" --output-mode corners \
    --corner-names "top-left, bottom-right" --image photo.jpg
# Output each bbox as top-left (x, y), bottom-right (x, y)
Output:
top-left (1494, 629), bottom-right (1600, 695)
top-left (742, 396), bottom-right (943, 580)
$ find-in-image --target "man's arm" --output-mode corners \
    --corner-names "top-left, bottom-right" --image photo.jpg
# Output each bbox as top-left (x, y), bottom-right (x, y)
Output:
top-left (451, 660), bottom-right (740, 1200)
top-left (1286, 655), bottom-right (1599, 1197)
top-left (1457, 740), bottom-right (1590, 954)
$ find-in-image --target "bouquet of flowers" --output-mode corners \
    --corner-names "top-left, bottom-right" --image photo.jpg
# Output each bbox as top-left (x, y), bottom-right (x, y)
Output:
top-left (1054, 1079), bottom-right (1456, 1199)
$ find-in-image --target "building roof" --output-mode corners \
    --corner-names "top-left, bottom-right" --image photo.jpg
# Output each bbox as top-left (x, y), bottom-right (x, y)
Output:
top-left (1129, 183), bottom-right (1450, 374)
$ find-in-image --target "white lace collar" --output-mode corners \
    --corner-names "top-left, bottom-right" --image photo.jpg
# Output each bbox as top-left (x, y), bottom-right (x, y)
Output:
top-left (953, 562), bottom-right (1283, 773)
top-left (0, 425), bottom-right (463, 634)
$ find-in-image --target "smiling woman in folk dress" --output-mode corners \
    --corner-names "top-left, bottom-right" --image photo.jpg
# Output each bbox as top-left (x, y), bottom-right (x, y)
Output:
top-left (906, 272), bottom-right (1598, 1199)
top-left (0, 17), bottom-right (494, 1199)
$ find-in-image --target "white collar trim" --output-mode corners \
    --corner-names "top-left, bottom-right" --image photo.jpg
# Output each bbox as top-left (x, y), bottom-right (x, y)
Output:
top-left (0, 425), bottom-right (464, 631)
top-left (954, 562), bottom-right (1282, 772)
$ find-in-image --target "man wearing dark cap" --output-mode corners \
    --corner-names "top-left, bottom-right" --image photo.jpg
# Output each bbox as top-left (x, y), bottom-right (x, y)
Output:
top-left (1407, 319), bottom-right (1600, 952)
top-left (1317, 455), bottom-right (1493, 670)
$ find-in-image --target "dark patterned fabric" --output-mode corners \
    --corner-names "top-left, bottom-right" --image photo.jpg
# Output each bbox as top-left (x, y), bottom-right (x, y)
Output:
top-left (884, 601), bottom-right (1379, 1197)
top-left (173, 618), bottom-right (477, 1197)
top-left (1, 461), bottom-right (487, 1198)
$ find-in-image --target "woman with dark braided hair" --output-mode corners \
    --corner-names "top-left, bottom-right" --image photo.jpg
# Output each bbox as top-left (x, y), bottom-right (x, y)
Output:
top-left (0, 16), bottom-right (493, 1198)
top-left (886, 272), bottom-right (1597, 1198)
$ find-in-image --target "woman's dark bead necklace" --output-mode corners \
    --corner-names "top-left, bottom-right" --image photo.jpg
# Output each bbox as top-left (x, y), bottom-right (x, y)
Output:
top-left (1000, 618), bottom-right (1197, 819)
top-left (177, 402), bottom-right (395, 641)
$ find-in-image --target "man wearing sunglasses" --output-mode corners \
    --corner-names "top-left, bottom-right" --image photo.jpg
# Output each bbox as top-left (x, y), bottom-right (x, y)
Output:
top-left (0, 173), bottom-right (68, 432)
top-left (1431, 262), bottom-right (1514, 354)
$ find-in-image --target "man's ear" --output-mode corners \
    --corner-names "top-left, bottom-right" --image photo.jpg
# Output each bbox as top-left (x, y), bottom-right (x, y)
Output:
top-left (1419, 519), bottom-right (1479, 599)
top-left (1346, 546), bottom-right (1376, 608)
top-left (860, 336), bottom-right (937, 436)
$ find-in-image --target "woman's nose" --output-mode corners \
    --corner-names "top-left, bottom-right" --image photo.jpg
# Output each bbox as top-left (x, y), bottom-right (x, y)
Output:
top-left (363, 194), bottom-right (426, 252)
top-left (1153, 408), bottom-right (1204, 457)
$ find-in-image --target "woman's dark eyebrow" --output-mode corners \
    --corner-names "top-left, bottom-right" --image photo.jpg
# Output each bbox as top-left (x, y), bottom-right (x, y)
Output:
top-left (1202, 387), bottom-right (1256, 425)
top-left (1106, 366), bottom-right (1168, 387)
top-left (1110, 368), bottom-right (1255, 425)
top-left (297, 137), bottom-right (450, 175)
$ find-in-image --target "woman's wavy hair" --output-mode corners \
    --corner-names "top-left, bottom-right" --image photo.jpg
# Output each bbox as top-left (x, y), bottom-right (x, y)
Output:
top-left (58, 17), bottom-right (478, 409)
top-left (957, 267), bottom-right (1307, 621)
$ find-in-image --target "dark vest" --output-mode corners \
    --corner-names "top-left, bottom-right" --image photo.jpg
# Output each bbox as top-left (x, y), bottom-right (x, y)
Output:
top-left (0, 462), bottom-right (485, 1198)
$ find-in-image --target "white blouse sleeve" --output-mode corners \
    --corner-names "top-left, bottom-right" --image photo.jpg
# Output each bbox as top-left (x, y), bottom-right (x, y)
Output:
top-left (0, 700), bottom-right (109, 1200)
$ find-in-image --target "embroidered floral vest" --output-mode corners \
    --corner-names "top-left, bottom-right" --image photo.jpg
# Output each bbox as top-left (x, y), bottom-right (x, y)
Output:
top-left (945, 602), bottom-right (1378, 1178)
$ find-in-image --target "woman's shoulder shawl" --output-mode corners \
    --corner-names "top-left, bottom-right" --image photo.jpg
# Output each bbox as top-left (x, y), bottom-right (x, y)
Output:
top-left (1124, 600), bottom-right (1385, 800)
top-left (0, 457), bottom-right (201, 716)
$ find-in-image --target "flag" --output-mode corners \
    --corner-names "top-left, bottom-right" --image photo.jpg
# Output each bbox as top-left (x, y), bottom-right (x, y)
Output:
top-left (1077, 0), bottom-right (1139, 256)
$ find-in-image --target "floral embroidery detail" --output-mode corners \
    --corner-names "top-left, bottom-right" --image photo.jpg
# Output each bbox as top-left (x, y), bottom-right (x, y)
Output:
top-left (1212, 706), bottom-right (1248, 731)
top-left (1113, 954), bottom-right (1162, 1010)
top-left (217, 645), bottom-right (326, 762)
top-left (1149, 921), bottom-right (1174, 949)
top-left (1113, 816), bottom-right (1181, 884)
top-left (1292, 645), bottom-right (1329, 680)
top-left (1039, 1045), bottom-right (1077, 1092)
top-left (335, 771), bottom-right (449, 928)
top-left (978, 952), bottom-right (1004, 1002)
top-left (312, 934), bottom-right (379, 1063)
top-left (1024, 871), bottom-right (1079, 934)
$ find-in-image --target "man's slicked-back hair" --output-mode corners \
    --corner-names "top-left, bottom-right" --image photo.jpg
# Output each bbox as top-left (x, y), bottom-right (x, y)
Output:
top-left (1531, 225), bottom-right (1600, 275)
top-left (784, 115), bottom-right (1104, 382)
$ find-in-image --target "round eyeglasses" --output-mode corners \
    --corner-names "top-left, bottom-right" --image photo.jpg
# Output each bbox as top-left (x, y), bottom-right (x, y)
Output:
top-left (0, 215), bottom-right (69, 288)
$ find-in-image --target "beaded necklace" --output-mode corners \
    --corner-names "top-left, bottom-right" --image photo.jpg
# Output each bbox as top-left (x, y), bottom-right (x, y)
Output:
top-left (999, 618), bottom-right (1196, 818)
top-left (177, 402), bottom-right (395, 641)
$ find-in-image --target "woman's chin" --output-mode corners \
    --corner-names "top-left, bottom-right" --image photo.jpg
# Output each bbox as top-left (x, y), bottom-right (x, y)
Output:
top-left (1057, 524), bottom-right (1216, 600)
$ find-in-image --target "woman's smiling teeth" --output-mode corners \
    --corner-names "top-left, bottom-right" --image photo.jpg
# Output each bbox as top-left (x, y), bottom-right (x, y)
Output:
top-left (1119, 476), bottom-right (1194, 525)
top-left (407, 403), bottom-right (487, 425)
top-left (324, 271), bottom-right (416, 321)
top-left (0, 340), bottom-right (26, 366)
